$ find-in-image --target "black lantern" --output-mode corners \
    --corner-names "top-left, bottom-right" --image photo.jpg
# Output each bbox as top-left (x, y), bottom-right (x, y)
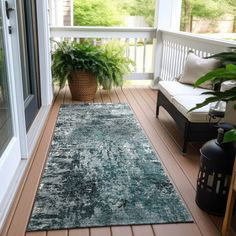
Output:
top-left (196, 124), bottom-right (236, 216)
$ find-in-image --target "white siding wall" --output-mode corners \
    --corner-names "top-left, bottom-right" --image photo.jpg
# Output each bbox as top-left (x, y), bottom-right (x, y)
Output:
top-left (63, 0), bottom-right (72, 26)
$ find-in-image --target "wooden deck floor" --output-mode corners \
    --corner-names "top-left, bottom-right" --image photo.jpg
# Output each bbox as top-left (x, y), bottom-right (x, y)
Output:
top-left (1, 86), bottom-right (235, 236)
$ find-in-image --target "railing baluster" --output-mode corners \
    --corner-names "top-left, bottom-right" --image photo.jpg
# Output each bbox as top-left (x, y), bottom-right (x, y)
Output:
top-left (125, 38), bottom-right (130, 58)
top-left (134, 38), bottom-right (137, 72)
top-left (179, 45), bottom-right (185, 75)
top-left (176, 43), bottom-right (182, 76)
top-left (174, 43), bottom-right (179, 76)
top-left (164, 40), bottom-right (169, 80)
top-left (93, 39), bottom-right (96, 46)
top-left (167, 41), bottom-right (172, 80)
top-left (143, 38), bottom-right (147, 73)
top-left (172, 42), bottom-right (178, 77)
top-left (170, 41), bottom-right (175, 78)
top-left (161, 40), bottom-right (167, 80)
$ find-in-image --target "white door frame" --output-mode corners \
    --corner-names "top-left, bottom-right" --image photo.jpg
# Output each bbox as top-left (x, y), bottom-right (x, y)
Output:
top-left (0, 0), bottom-right (53, 230)
top-left (0, 0), bottom-right (24, 228)
top-left (27, 0), bottom-right (53, 157)
top-left (6, 0), bottom-right (53, 160)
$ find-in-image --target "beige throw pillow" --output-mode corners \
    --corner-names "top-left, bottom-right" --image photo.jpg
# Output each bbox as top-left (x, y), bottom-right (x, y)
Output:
top-left (179, 52), bottom-right (220, 89)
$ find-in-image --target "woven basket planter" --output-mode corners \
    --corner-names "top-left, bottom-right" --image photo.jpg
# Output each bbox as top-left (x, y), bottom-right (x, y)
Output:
top-left (69, 70), bottom-right (97, 101)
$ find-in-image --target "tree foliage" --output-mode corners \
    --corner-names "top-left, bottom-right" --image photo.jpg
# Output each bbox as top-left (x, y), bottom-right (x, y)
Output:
top-left (224, 0), bottom-right (236, 32)
top-left (224, 0), bottom-right (236, 14)
top-left (122, 0), bottom-right (156, 27)
top-left (74, 0), bottom-right (155, 27)
top-left (73, 0), bottom-right (235, 30)
top-left (73, 0), bottom-right (123, 26)
top-left (181, 0), bottom-right (235, 32)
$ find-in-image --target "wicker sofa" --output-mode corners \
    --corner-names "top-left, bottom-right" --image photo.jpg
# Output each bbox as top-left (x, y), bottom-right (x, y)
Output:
top-left (156, 80), bottom-right (219, 153)
top-left (155, 52), bottom-right (223, 153)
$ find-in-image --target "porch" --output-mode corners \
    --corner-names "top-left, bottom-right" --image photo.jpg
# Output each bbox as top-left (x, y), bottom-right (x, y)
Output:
top-left (1, 85), bottom-right (235, 236)
top-left (1, 0), bottom-right (236, 234)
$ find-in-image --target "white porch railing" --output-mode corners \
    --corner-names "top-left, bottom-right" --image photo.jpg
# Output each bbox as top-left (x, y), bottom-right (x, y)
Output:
top-left (50, 27), bottom-right (236, 82)
top-left (155, 30), bottom-right (236, 81)
top-left (50, 26), bottom-right (157, 80)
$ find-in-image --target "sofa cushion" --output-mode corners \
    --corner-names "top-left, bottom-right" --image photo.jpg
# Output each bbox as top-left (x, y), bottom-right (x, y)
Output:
top-left (220, 80), bottom-right (236, 92)
top-left (158, 81), bottom-right (210, 102)
top-left (172, 95), bottom-right (217, 123)
top-left (178, 52), bottom-right (220, 90)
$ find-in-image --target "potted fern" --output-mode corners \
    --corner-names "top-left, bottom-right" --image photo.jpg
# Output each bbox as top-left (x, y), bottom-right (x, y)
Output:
top-left (100, 41), bottom-right (134, 90)
top-left (52, 41), bottom-right (106, 101)
top-left (52, 40), bottom-right (134, 101)
top-left (190, 48), bottom-right (236, 142)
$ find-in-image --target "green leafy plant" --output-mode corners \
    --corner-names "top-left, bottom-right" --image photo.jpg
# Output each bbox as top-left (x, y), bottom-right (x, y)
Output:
top-left (52, 41), bottom-right (105, 88)
top-left (224, 129), bottom-right (236, 142)
top-left (100, 40), bottom-right (134, 89)
top-left (52, 40), bottom-right (134, 90)
top-left (189, 49), bottom-right (236, 143)
top-left (189, 64), bottom-right (236, 110)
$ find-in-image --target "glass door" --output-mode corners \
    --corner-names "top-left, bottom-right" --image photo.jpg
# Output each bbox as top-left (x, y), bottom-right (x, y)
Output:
top-left (0, 0), bottom-right (22, 209)
top-left (0, 3), bottom-right (13, 156)
top-left (17, 0), bottom-right (41, 131)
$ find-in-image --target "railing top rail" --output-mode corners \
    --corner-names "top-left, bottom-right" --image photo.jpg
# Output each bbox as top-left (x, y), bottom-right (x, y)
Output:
top-left (51, 26), bottom-right (157, 32)
top-left (159, 29), bottom-right (236, 48)
top-left (50, 26), bottom-right (157, 38)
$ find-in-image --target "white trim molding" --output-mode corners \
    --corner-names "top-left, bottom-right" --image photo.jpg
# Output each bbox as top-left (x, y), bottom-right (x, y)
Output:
top-left (36, 0), bottom-right (53, 106)
top-left (51, 26), bottom-right (156, 39)
top-left (27, 105), bottom-right (51, 157)
top-left (0, 0), bottom-right (53, 231)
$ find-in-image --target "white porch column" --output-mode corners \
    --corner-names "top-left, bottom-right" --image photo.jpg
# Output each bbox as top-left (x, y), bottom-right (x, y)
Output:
top-left (151, 0), bottom-right (182, 89)
top-left (154, 0), bottom-right (182, 31)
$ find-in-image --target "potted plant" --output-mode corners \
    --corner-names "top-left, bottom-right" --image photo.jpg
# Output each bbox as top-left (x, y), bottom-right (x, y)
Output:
top-left (52, 41), bottom-right (106, 101)
top-left (100, 40), bottom-right (134, 90)
top-left (52, 40), bottom-right (134, 101)
top-left (189, 48), bottom-right (236, 142)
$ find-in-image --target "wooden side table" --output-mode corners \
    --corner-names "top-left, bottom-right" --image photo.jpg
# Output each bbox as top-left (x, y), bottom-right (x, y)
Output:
top-left (222, 158), bottom-right (236, 236)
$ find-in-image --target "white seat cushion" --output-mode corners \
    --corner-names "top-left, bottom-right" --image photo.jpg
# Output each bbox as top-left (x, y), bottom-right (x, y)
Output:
top-left (158, 81), bottom-right (210, 101)
top-left (172, 95), bottom-right (217, 123)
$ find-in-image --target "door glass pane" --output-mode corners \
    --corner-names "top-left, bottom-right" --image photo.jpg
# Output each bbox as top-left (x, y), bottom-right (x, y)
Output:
top-left (0, 5), bottom-right (13, 156)
top-left (17, 0), bottom-right (31, 100)
top-left (17, 0), bottom-right (41, 131)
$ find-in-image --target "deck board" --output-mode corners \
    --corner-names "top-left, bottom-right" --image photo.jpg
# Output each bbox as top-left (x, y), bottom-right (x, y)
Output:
top-left (132, 225), bottom-right (154, 236)
top-left (100, 89), bottom-right (111, 103)
top-left (108, 89), bottom-right (120, 103)
top-left (25, 232), bottom-right (47, 236)
top-left (2, 86), bottom-right (232, 236)
top-left (94, 90), bottom-right (103, 103)
top-left (90, 227), bottom-right (111, 236)
top-left (111, 226), bottom-right (133, 236)
top-left (69, 228), bottom-right (89, 236)
top-left (47, 230), bottom-right (68, 236)
top-left (152, 224), bottom-right (201, 236)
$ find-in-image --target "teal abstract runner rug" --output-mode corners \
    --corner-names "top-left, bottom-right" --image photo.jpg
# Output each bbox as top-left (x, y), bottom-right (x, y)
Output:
top-left (27, 103), bottom-right (193, 231)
